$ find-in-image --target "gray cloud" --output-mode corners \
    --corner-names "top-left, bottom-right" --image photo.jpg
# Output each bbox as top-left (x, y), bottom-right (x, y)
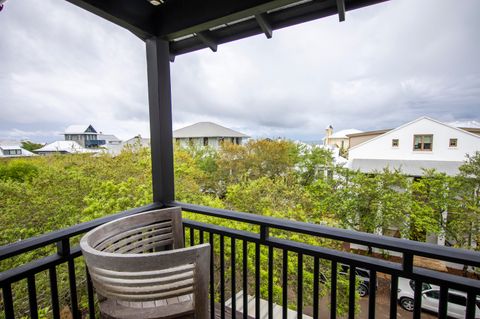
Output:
top-left (0, 0), bottom-right (479, 142)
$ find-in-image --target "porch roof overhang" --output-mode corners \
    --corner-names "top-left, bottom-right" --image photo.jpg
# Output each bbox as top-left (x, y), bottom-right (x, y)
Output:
top-left (65, 0), bottom-right (387, 58)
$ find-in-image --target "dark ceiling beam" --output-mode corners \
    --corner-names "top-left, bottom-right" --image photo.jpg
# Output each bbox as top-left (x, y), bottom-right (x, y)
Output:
top-left (170, 0), bottom-right (388, 56)
top-left (336, 0), bottom-right (346, 21)
top-left (64, 0), bottom-right (157, 40)
top-left (196, 32), bottom-right (218, 52)
top-left (255, 13), bottom-right (273, 38)
top-left (155, 0), bottom-right (301, 40)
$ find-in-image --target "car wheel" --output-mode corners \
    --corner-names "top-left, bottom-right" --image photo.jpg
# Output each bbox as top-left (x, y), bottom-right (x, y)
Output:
top-left (358, 284), bottom-right (368, 297)
top-left (400, 297), bottom-right (414, 312)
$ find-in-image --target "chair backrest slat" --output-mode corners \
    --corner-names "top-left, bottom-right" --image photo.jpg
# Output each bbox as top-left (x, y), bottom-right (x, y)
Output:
top-left (96, 221), bottom-right (173, 251)
top-left (94, 277), bottom-right (195, 295)
top-left (112, 233), bottom-right (174, 254)
top-left (89, 269), bottom-right (194, 287)
top-left (91, 263), bottom-right (195, 279)
top-left (101, 226), bottom-right (173, 253)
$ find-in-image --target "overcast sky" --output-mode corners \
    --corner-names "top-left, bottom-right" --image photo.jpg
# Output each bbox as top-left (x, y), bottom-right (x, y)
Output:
top-left (0, 0), bottom-right (479, 142)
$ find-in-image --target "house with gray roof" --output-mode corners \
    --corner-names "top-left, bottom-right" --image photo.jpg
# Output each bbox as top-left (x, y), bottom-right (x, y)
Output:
top-left (173, 122), bottom-right (248, 149)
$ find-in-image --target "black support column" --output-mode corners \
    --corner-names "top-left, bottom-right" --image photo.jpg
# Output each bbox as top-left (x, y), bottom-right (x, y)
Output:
top-left (146, 38), bottom-right (174, 204)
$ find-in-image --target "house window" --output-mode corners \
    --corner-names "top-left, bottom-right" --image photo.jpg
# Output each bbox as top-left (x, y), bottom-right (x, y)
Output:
top-left (203, 137), bottom-right (208, 146)
top-left (413, 135), bottom-right (433, 151)
top-left (392, 139), bottom-right (399, 147)
top-left (449, 138), bottom-right (457, 147)
top-left (4, 149), bottom-right (21, 155)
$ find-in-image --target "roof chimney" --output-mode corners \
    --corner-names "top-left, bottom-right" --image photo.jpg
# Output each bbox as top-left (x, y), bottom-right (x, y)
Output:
top-left (326, 125), bottom-right (333, 137)
top-left (325, 125), bottom-right (333, 146)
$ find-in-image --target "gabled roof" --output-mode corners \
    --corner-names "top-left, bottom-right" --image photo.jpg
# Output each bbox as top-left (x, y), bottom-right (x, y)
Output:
top-left (0, 145), bottom-right (23, 151)
top-left (35, 141), bottom-right (91, 153)
top-left (64, 125), bottom-right (98, 134)
top-left (346, 129), bottom-right (391, 138)
top-left (349, 116), bottom-right (480, 151)
top-left (98, 134), bottom-right (121, 142)
top-left (330, 128), bottom-right (362, 139)
top-left (173, 122), bottom-right (248, 138)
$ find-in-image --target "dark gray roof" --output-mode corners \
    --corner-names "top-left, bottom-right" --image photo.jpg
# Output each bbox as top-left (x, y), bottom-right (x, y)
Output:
top-left (349, 159), bottom-right (463, 177)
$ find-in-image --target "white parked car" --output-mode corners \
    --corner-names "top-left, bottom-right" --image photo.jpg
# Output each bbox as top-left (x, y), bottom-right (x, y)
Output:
top-left (397, 277), bottom-right (480, 318)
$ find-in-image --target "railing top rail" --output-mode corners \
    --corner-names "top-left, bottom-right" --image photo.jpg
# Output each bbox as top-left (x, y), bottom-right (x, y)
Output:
top-left (0, 203), bottom-right (162, 261)
top-left (173, 201), bottom-right (480, 267)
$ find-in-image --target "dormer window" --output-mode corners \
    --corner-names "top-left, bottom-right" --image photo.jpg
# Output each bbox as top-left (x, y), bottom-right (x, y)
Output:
top-left (392, 139), bottom-right (399, 147)
top-left (449, 138), bottom-right (457, 147)
top-left (413, 135), bottom-right (433, 151)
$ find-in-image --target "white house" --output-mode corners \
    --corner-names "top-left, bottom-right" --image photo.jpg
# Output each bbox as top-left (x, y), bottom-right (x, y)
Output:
top-left (348, 117), bottom-right (480, 176)
top-left (0, 144), bottom-right (36, 158)
top-left (35, 141), bottom-right (96, 155)
top-left (173, 122), bottom-right (249, 149)
top-left (323, 125), bottom-right (362, 150)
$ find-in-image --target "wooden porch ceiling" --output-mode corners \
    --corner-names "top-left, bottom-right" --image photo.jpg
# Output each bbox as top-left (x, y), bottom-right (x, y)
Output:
top-left (65, 0), bottom-right (387, 58)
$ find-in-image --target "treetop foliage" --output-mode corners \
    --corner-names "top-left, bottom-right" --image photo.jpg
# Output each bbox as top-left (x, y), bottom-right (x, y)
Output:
top-left (1, 143), bottom-right (479, 251)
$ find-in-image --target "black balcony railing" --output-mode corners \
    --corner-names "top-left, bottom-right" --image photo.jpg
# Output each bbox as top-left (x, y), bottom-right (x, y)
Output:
top-left (85, 140), bottom-right (106, 148)
top-left (1, 202), bottom-right (480, 319)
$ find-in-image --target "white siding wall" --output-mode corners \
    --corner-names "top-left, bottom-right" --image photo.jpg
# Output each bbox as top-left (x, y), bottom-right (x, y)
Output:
top-left (176, 137), bottom-right (240, 149)
top-left (349, 118), bottom-right (480, 161)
